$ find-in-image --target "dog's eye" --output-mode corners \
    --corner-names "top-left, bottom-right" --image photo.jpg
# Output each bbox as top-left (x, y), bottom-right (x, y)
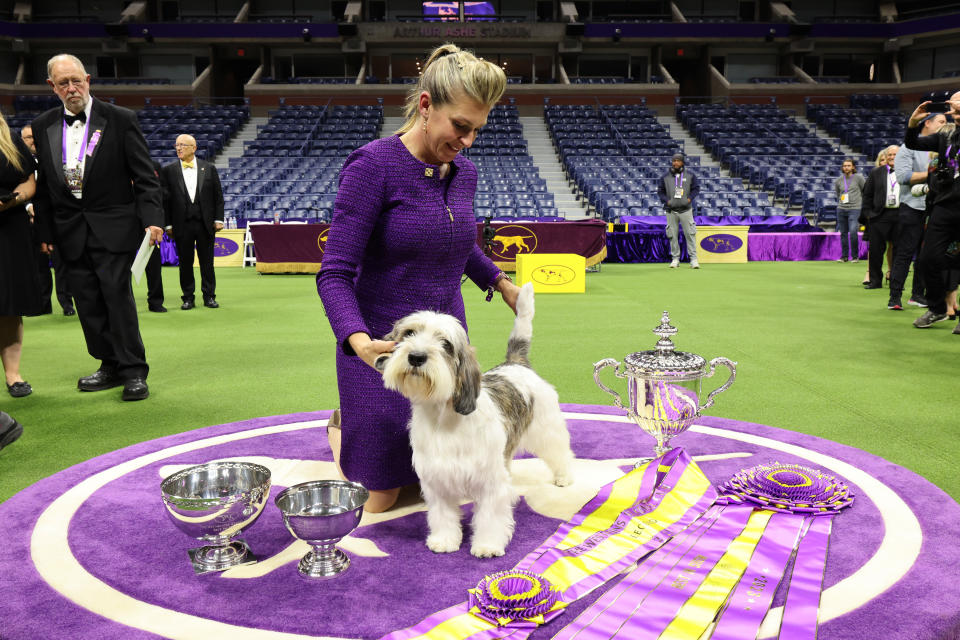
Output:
top-left (402, 329), bottom-right (416, 338)
top-left (441, 339), bottom-right (454, 355)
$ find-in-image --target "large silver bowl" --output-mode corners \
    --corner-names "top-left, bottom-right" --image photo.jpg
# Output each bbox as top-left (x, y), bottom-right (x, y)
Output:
top-left (275, 479), bottom-right (368, 579)
top-left (160, 461), bottom-right (272, 574)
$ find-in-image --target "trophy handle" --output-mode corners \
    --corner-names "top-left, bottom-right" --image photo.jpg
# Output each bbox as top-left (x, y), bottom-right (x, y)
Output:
top-left (593, 358), bottom-right (626, 410)
top-left (699, 357), bottom-right (737, 411)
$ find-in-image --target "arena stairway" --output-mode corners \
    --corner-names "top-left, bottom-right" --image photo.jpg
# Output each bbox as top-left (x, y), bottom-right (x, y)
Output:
top-left (215, 116), bottom-right (269, 170)
top-left (520, 117), bottom-right (590, 220)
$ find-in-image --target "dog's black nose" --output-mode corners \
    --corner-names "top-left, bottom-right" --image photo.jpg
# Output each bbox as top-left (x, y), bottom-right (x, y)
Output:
top-left (408, 352), bottom-right (427, 368)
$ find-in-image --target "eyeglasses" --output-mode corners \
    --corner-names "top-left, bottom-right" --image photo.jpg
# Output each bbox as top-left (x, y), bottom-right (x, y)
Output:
top-left (54, 79), bottom-right (87, 90)
top-left (175, 143), bottom-right (196, 148)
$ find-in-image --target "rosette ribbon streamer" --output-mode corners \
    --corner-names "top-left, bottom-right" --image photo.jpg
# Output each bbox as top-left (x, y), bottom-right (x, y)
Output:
top-left (712, 462), bottom-right (854, 640)
top-left (547, 462), bottom-right (852, 640)
top-left (381, 447), bottom-right (717, 640)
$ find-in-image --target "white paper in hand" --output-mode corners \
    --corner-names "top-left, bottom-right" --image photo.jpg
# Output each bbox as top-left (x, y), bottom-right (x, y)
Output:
top-left (130, 230), bottom-right (154, 285)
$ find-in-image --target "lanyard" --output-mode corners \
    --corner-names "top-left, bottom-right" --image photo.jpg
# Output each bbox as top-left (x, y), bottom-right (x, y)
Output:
top-left (61, 116), bottom-right (91, 166)
top-left (842, 174), bottom-right (849, 193)
top-left (887, 166), bottom-right (897, 190)
top-left (675, 172), bottom-right (682, 189)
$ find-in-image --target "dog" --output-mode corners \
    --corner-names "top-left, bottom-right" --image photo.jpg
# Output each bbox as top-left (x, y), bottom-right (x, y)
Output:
top-left (376, 283), bottom-right (574, 558)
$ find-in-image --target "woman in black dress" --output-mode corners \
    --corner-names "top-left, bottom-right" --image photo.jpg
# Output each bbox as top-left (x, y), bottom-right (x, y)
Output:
top-left (0, 112), bottom-right (39, 397)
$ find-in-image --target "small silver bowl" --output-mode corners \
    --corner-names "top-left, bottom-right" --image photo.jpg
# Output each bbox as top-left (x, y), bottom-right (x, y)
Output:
top-left (275, 479), bottom-right (369, 579)
top-left (160, 461), bottom-right (271, 574)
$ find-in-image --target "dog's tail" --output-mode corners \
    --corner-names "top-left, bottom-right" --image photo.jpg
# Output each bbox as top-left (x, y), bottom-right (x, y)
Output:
top-left (504, 282), bottom-right (535, 366)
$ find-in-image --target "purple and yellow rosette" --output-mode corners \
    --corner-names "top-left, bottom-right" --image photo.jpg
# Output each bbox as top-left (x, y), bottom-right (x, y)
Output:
top-left (718, 462), bottom-right (854, 515)
top-left (467, 570), bottom-right (566, 628)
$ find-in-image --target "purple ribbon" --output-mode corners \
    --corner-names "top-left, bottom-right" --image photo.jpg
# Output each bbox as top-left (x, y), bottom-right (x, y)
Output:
top-left (552, 505), bottom-right (754, 640)
top-left (778, 516), bottom-right (833, 640)
top-left (523, 448), bottom-right (717, 603)
top-left (382, 448), bottom-right (716, 640)
top-left (709, 513), bottom-right (807, 640)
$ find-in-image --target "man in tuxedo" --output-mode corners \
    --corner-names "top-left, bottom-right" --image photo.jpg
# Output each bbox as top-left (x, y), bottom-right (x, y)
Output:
top-left (160, 134), bottom-right (224, 310)
top-left (21, 124), bottom-right (75, 316)
top-left (144, 159), bottom-right (166, 313)
top-left (31, 53), bottom-right (163, 401)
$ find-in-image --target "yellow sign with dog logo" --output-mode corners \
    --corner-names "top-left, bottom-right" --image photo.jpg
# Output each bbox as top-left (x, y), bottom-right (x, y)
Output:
top-left (516, 253), bottom-right (585, 294)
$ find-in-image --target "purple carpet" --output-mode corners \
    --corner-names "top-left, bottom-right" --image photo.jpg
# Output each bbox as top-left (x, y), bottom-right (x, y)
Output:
top-left (1, 405), bottom-right (958, 640)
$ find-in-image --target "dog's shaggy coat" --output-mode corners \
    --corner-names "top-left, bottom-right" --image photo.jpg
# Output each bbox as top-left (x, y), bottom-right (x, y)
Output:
top-left (377, 283), bottom-right (574, 557)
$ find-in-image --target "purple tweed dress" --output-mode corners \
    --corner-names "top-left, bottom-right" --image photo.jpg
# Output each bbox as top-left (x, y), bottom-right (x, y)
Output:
top-left (316, 134), bottom-right (501, 490)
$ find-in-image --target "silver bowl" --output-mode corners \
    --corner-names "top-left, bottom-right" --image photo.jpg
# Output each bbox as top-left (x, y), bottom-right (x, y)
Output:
top-left (275, 479), bottom-right (369, 579)
top-left (160, 461), bottom-right (272, 574)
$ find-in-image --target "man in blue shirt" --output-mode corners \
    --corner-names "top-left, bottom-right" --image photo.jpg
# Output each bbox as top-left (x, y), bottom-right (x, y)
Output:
top-left (890, 113), bottom-right (946, 310)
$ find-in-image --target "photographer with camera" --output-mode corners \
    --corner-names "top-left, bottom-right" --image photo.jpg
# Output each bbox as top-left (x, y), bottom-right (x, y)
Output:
top-left (889, 112), bottom-right (947, 310)
top-left (904, 93), bottom-right (960, 328)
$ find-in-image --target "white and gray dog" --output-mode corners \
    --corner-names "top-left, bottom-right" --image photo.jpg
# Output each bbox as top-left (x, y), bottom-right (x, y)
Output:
top-left (376, 283), bottom-right (574, 558)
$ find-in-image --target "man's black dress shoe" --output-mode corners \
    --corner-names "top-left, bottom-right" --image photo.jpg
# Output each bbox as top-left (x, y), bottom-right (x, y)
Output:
top-left (7, 381), bottom-right (32, 398)
top-left (149, 305), bottom-right (168, 313)
top-left (63, 307), bottom-right (76, 316)
top-left (203, 298), bottom-right (219, 309)
top-left (122, 377), bottom-right (149, 401)
top-left (181, 300), bottom-right (195, 310)
top-left (78, 369), bottom-right (122, 392)
top-left (863, 283), bottom-right (882, 290)
top-left (0, 411), bottom-right (23, 451)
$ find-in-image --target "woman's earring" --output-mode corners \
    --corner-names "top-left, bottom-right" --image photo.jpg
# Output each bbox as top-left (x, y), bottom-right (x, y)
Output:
top-left (422, 118), bottom-right (428, 133)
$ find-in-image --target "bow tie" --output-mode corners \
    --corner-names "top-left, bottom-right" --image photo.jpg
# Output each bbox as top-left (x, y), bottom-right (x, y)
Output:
top-left (64, 111), bottom-right (86, 126)
top-left (181, 161), bottom-right (195, 169)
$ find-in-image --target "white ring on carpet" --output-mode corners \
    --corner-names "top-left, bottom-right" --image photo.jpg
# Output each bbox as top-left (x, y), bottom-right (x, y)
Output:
top-left (29, 411), bottom-right (921, 639)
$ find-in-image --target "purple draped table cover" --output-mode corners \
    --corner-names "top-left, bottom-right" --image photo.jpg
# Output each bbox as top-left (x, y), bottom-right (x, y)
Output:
top-left (246, 221), bottom-right (609, 273)
top-left (606, 230), bottom-right (868, 263)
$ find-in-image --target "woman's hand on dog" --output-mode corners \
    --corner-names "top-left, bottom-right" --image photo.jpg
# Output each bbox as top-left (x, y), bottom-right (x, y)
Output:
top-left (348, 332), bottom-right (397, 370)
top-left (498, 278), bottom-right (521, 314)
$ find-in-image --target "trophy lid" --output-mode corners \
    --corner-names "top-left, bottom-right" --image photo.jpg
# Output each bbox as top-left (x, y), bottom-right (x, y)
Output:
top-left (621, 311), bottom-right (706, 378)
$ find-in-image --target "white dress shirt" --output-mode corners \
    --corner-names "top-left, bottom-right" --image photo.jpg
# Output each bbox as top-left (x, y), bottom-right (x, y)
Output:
top-left (180, 161), bottom-right (197, 202)
top-left (64, 99), bottom-right (94, 199)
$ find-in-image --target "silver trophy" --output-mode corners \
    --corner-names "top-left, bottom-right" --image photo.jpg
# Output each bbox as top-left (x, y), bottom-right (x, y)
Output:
top-left (160, 461), bottom-right (272, 574)
top-left (594, 311), bottom-right (736, 460)
top-left (275, 479), bottom-right (369, 579)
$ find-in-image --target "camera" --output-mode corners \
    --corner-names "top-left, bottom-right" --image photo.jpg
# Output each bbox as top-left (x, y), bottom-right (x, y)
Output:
top-left (926, 102), bottom-right (951, 113)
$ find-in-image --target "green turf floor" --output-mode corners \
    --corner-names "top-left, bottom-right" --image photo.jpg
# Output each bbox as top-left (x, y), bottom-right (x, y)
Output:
top-left (1, 261), bottom-right (958, 504)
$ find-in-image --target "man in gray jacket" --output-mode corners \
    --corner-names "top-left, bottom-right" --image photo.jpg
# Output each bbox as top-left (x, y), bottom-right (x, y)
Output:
top-left (657, 153), bottom-right (701, 268)
top-left (834, 158), bottom-right (866, 262)
top-left (889, 112), bottom-right (946, 310)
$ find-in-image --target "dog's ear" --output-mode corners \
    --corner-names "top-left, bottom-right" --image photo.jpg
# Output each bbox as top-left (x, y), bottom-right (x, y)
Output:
top-left (374, 354), bottom-right (390, 372)
top-left (452, 345), bottom-right (481, 415)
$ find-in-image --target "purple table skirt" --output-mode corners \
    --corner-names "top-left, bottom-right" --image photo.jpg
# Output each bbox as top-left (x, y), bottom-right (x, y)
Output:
top-left (619, 215), bottom-right (815, 233)
top-left (606, 231), bottom-right (868, 263)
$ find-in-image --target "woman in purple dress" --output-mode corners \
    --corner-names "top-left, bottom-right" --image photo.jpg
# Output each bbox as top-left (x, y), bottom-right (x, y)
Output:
top-left (317, 44), bottom-right (520, 512)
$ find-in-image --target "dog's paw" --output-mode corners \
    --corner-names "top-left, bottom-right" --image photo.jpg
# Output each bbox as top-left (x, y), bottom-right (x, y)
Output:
top-left (470, 542), bottom-right (506, 558)
top-left (426, 533), bottom-right (462, 554)
top-left (553, 472), bottom-right (574, 487)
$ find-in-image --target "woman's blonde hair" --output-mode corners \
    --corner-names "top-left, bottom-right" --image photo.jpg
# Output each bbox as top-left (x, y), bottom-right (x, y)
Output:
top-left (0, 112), bottom-right (24, 174)
top-left (395, 43), bottom-right (507, 135)
top-left (874, 149), bottom-right (886, 167)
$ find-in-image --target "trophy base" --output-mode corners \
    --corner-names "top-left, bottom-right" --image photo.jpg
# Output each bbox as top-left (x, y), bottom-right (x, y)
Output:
top-left (298, 546), bottom-right (350, 579)
top-left (188, 539), bottom-right (257, 575)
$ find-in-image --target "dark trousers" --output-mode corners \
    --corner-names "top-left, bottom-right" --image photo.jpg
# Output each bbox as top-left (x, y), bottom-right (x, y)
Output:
top-left (145, 248), bottom-right (163, 308)
top-left (175, 217), bottom-right (216, 302)
top-left (867, 208), bottom-right (899, 286)
top-left (918, 203), bottom-right (960, 314)
top-left (889, 204), bottom-right (927, 301)
top-left (64, 235), bottom-right (148, 380)
top-left (34, 227), bottom-right (73, 313)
